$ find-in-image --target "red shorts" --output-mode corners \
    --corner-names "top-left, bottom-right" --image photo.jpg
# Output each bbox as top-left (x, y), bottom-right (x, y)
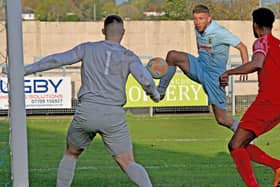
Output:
top-left (239, 99), bottom-right (280, 137)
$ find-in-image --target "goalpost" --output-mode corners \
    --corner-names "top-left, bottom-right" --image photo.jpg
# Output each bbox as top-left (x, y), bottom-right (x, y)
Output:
top-left (6, 0), bottom-right (29, 186)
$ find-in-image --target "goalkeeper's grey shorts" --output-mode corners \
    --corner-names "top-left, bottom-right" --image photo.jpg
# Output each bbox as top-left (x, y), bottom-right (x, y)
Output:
top-left (67, 99), bottom-right (132, 156)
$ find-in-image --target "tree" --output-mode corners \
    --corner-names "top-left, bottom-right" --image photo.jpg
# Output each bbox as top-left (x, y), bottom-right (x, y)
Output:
top-left (101, 1), bottom-right (117, 17)
top-left (80, 0), bottom-right (102, 21)
top-left (267, 3), bottom-right (280, 19)
top-left (22, 0), bottom-right (40, 9)
top-left (164, 0), bottom-right (188, 20)
top-left (27, 0), bottom-right (265, 21)
top-left (183, 0), bottom-right (258, 20)
top-left (118, 4), bottom-right (141, 19)
top-left (34, 0), bottom-right (68, 21)
top-left (209, 0), bottom-right (258, 20)
top-left (34, 0), bottom-right (82, 21)
top-left (130, 0), bottom-right (149, 11)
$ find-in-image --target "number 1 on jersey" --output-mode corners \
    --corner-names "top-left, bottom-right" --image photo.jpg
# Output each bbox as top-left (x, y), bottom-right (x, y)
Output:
top-left (104, 51), bottom-right (112, 75)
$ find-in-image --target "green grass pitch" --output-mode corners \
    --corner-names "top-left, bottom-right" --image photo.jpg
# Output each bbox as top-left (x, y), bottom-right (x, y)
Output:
top-left (1, 113), bottom-right (280, 187)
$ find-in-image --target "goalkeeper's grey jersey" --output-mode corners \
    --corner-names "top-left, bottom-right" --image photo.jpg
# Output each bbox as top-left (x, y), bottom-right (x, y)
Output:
top-left (24, 40), bottom-right (159, 106)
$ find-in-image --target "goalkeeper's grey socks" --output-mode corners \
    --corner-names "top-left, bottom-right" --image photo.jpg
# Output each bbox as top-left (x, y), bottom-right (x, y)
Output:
top-left (57, 155), bottom-right (77, 187)
top-left (158, 66), bottom-right (176, 94)
top-left (231, 119), bottom-right (239, 132)
top-left (125, 162), bottom-right (153, 187)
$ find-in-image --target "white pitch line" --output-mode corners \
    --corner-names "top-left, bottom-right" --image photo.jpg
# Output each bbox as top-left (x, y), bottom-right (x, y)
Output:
top-left (29, 163), bottom-right (235, 173)
top-left (133, 117), bottom-right (212, 121)
top-left (139, 138), bottom-right (228, 142)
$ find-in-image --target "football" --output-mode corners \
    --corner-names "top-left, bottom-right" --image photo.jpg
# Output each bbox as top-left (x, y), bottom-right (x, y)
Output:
top-left (146, 57), bottom-right (168, 79)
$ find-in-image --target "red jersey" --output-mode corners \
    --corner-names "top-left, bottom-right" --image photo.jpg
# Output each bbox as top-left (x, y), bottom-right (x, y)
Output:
top-left (252, 34), bottom-right (280, 103)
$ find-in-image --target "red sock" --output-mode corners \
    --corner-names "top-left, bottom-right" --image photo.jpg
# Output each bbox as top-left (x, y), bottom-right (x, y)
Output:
top-left (230, 148), bottom-right (259, 187)
top-left (247, 144), bottom-right (280, 171)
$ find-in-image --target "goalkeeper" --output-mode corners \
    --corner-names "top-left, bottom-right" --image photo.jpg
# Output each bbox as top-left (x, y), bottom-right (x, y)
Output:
top-left (4, 15), bottom-right (159, 187)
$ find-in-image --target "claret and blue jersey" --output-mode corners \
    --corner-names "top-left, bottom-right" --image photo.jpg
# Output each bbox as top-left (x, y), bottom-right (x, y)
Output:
top-left (195, 20), bottom-right (241, 74)
top-left (187, 20), bottom-right (241, 110)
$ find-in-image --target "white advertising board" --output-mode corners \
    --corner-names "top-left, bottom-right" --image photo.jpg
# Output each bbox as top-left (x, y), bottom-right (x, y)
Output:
top-left (0, 77), bottom-right (71, 109)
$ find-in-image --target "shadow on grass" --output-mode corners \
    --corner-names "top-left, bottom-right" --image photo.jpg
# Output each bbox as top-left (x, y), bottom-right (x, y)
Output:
top-left (0, 116), bottom-right (278, 187)
top-left (25, 116), bottom-right (276, 187)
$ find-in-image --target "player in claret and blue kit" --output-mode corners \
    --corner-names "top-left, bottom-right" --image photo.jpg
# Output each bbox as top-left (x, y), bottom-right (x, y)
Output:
top-left (158, 4), bottom-right (249, 133)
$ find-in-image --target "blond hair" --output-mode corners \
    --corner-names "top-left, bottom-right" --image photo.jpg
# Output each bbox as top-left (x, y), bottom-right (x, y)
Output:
top-left (192, 4), bottom-right (210, 14)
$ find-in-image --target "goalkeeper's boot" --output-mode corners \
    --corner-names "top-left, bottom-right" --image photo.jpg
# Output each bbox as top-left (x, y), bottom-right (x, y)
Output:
top-left (157, 86), bottom-right (165, 100)
top-left (273, 168), bottom-right (280, 187)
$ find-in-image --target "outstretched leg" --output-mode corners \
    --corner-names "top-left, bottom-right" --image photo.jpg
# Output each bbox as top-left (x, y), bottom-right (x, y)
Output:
top-left (158, 50), bottom-right (190, 98)
top-left (160, 51), bottom-right (239, 133)
top-left (247, 144), bottom-right (280, 170)
top-left (246, 144), bottom-right (280, 187)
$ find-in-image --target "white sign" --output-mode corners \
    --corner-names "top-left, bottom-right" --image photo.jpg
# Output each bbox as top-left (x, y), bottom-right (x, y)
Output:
top-left (0, 77), bottom-right (71, 109)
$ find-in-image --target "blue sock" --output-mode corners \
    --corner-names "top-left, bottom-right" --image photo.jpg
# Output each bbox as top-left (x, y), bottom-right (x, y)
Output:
top-left (158, 66), bottom-right (176, 94)
top-left (231, 119), bottom-right (239, 132)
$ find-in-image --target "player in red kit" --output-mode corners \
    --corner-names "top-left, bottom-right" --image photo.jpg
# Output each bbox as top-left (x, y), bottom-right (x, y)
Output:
top-left (220, 8), bottom-right (280, 187)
